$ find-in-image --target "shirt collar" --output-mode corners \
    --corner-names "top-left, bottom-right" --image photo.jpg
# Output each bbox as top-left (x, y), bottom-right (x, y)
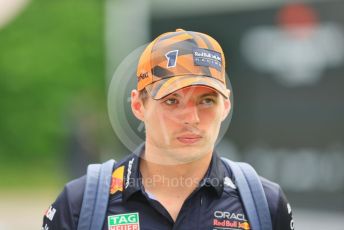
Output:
top-left (122, 143), bottom-right (144, 202)
top-left (199, 151), bottom-right (225, 197)
top-left (121, 143), bottom-right (225, 201)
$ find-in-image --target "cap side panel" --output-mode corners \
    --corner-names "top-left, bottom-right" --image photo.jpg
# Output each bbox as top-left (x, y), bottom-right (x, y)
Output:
top-left (167, 54), bottom-right (196, 75)
top-left (151, 65), bottom-right (174, 78)
top-left (196, 32), bottom-right (214, 50)
top-left (153, 33), bottom-right (193, 51)
top-left (193, 34), bottom-right (225, 80)
top-left (208, 36), bottom-right (226, 72)
top-left (150, 54), bottom-right (197, 80)
top-left (137, 41), bottom-right (156, 90)
top-left (151, 39), bottom-right (198, 78)
top-left (155, 39), bottom-right (198, 57)
top-left (188, 31), bottom-right (208, 49)
top-left (205, 35), bottom-right (226, 71)
top-left (151, 39), bottom-right (197, 68)
top-left (209, 66), bottom-right (219, 78)
top-left (175, 54), bottom-right (198, 72)
top-left (197, 65), bottom-right (212, 77)
top-left (158, 31), bottom-right (185, 41)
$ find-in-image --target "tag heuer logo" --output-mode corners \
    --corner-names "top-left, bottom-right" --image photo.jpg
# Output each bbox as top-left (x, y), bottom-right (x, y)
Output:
top-left (108, 212), bottom-right (140, 230)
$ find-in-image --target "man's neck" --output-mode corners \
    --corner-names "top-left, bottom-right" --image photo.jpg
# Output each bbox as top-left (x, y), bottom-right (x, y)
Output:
top-left (139, 143), bottom-right (213, 194)
top-left (139, 142), bottom-right (213, 222)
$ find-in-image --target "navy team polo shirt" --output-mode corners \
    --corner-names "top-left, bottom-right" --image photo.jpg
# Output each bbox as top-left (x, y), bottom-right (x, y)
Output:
top-left (42, 144), bottom-right (294, 230)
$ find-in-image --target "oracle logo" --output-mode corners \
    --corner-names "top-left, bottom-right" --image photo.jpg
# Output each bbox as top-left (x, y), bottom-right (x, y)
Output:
top-left (214, 211), bottom-right (247, 221)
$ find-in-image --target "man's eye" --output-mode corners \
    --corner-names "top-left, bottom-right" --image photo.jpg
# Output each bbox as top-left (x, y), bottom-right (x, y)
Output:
top-left (200, 98), bottom-right (215, 105)
top-left (164, 98), bottom-right (178, 105)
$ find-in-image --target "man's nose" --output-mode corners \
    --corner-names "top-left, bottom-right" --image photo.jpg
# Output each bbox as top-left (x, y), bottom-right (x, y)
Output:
top-left (180, 104), bottom-right (200, 125)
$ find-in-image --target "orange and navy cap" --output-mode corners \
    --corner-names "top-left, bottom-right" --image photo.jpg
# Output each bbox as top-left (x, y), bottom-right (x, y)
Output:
top-left (136, 29), bottom-right (229, 100)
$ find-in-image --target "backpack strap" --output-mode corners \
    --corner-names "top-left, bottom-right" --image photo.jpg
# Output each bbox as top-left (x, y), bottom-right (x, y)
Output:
top-left (77, 159), bottom-right (116, 230)
top-left (221, 158), bottom-right (272, 230)
top-left (238, 162), bottom-right (273, 230)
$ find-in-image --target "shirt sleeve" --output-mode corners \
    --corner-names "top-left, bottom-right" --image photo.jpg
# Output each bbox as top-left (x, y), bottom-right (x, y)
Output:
top-left (273, 189), bottom-right (295, 230)
top-left (41, 176), bottom-right (85, 230)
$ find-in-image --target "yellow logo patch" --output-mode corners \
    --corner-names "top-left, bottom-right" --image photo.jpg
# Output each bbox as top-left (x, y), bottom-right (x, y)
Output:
top-left (110, 166), bottom-right (124, 194)
top-left (239, 221), bottom-right (250, 230)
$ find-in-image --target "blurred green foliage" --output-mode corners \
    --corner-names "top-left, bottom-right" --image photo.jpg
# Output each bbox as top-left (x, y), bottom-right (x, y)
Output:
top-left (0, 0), bottom-right (105, 188)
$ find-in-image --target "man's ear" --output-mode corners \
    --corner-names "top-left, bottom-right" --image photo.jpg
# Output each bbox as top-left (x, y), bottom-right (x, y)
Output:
top-left (131, 89), bottom-right (145, 121)
top-left (222, 90), bottom-right (231, 121)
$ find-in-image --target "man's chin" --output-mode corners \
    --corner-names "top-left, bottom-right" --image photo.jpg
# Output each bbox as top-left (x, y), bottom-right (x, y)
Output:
top-left (164, 145), bottom-right (213, 164)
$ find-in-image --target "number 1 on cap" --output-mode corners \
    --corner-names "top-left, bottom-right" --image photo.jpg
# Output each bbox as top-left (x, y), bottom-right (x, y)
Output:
top-left (165, 50), bottom-right (179, 68)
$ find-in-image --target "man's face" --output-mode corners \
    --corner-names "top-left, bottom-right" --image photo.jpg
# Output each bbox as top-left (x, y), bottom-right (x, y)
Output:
top-left (137, 85), bottom-right (231, 164)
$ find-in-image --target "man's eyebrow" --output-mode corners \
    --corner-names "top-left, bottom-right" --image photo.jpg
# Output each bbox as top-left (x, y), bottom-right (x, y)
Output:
top-left (169, 91), bottom-right (219, 98)
top-left (200, 92), bottom-right (219, 97)
top-left (169, 93), bottom-right (182, 98)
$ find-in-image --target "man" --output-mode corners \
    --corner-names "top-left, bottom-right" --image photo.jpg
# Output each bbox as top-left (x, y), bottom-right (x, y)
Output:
top-left (42, 29), bottom-right (294, 230)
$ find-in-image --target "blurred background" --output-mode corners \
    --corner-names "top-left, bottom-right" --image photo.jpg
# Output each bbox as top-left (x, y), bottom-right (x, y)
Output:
top-left (0, 0), bottom-right (343, 229)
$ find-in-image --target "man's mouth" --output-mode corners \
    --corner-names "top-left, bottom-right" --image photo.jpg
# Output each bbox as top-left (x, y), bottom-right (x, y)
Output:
top-left (176, 134), bottom-right (202, 144)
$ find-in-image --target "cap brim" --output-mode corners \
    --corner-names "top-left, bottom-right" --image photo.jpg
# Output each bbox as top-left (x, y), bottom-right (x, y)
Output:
top-left (146, 75), bottom-right (229, 100)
